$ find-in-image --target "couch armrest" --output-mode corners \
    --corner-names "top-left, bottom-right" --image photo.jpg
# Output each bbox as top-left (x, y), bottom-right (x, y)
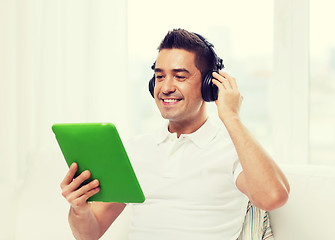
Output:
top-left (269, 165), bottom-right (335, 240)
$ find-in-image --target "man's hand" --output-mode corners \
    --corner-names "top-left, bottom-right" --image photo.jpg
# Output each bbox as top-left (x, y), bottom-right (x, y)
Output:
top-left (60, 163), bottom-right (125, 239)
top-left (212, 70), bottom-right (243, 123)
top-left (60, 162), bottom-right (100, 213)
top-left (212, 70), bottom-right (290, 211)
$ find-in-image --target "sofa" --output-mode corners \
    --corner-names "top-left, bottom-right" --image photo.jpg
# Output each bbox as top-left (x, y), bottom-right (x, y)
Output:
top-left (2, 148), bottom-right (335, 240)
top-left (269, 164), bottom-right (335, 240)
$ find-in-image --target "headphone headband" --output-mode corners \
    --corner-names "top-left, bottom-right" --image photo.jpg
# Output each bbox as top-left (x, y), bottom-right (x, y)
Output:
top-left (192, 32), bottom-right (224, 71)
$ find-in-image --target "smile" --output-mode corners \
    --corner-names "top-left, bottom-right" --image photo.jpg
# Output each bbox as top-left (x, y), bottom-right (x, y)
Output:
top-left (163, 99), bottom-right (180, 103)
top-left (162, 98), bottom-right (182, 105)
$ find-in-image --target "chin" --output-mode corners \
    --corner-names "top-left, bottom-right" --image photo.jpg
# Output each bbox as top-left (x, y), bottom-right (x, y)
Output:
top-left (160, 113), bottom-right (177, 121)
top-left (159, 111), bottom-right (181, 121)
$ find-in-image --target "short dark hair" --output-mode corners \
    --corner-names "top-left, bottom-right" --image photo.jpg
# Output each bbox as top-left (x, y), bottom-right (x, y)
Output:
top-left (158, 28), bottom-right (217, 80)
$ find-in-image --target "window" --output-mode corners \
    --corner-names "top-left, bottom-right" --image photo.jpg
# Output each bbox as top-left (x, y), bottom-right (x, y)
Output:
top-left (127, 0), bottom-right (274, 153)
top-left (310, 0), bottom-right (335, 165)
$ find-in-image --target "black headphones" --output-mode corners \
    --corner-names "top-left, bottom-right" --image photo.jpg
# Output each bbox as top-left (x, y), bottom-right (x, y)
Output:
top-left (148, 33), bottom-right (224, 102)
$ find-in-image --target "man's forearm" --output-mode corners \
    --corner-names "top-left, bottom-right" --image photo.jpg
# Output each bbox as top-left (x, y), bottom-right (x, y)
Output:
top-left (68, 204), bottom-right (102, 240)
top-left (212, 70), bottom-right (289, 210)
top-left (222, 116), bottom-right (290, 208)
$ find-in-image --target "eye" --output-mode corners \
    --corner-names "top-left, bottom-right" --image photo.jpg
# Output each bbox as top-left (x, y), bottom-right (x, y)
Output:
top-left (176, 75), bottom-right (186, 81)
top-left (155, 74), bottom-right (164, 81)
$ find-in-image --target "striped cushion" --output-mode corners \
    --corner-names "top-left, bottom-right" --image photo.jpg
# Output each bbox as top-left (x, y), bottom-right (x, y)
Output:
top-left (237, 202), bottom-right (274, 240)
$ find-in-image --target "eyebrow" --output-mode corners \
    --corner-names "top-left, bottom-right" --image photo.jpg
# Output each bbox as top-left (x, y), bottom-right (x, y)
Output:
top-left (154, 68), bottom-right (190, 74)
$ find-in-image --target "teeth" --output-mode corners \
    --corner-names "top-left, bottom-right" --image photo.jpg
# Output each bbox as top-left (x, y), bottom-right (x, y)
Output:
top-left (163, 99), bottom-right (179, 103)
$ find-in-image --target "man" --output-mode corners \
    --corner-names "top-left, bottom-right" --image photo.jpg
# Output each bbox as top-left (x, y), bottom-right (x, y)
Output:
top-left (60, 29), bottom-right (290, 240)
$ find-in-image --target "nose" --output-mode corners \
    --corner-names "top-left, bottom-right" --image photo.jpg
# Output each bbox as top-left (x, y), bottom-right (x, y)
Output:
top-left (160, 77), bottom-right (176, 95)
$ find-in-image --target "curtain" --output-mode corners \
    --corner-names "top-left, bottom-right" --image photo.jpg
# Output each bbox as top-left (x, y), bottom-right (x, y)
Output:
top-left (0, 1), bottom-right (129, 238)
top-left (0, 0), bottom-right (129, 182)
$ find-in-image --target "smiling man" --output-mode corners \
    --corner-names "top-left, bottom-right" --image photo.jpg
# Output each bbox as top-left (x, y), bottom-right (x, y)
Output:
top-left (154, 48), bottom-right (206, 135)
top-left (60, 29), bottom-right (290, 240)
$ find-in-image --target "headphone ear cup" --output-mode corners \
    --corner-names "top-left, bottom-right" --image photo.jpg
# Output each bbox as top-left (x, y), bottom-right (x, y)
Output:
top-left (148, 76), bottom-right (155, 98)
top-left (201, 72), bottom-right (218, 102)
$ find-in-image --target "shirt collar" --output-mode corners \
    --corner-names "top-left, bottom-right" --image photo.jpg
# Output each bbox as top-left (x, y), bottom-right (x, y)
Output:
top-left (155, 118), bottom-right (220, 148)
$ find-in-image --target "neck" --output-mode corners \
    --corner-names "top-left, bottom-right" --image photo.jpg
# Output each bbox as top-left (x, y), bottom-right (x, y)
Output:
top-left (168, 115), bottom-right (208, 138)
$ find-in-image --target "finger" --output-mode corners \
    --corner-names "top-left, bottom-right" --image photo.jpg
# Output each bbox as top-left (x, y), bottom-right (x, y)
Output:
top-left (218, 70), bottom-right (238, 89)
top-left (218, 70), bottom-right (231, 79)
top-left (62, 169), bottom-right (92, 197)
top-left (212, 72), bottom-right (232, 89)
top-left (227, 74), bottom-right (238, 90)
top-left (60, 162), bottom-right (78, 188)
top-left (70, 170), bottom-right (92, 191)
top-left (67, 179), bottom-right (100, 202)
top-left (71, 187), bottom-right (101, 208)
top-left (212, 78), bottom-right (224, 89)
top-left (77, 183), bottom-right (100, 201)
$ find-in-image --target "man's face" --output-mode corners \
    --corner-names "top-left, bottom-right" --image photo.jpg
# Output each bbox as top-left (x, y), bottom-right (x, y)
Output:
top-left (153, 48), bottom-right (206, 124)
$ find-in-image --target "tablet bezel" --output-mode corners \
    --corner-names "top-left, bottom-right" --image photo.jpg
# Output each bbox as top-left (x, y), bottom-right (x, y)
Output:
top-left (52, 122), bottom-right (145, 203)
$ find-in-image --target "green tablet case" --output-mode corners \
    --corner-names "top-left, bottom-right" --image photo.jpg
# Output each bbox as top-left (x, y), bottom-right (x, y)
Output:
top-left (52, 123), bottom-right (145, 203)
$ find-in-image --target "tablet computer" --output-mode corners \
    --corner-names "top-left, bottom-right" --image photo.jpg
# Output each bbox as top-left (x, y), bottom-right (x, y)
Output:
top-left (52, 122), bottom-right (145, 203)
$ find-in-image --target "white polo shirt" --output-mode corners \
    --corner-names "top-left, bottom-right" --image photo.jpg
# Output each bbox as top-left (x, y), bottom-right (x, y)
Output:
top-left (125, 119), bottom-right (248, 240)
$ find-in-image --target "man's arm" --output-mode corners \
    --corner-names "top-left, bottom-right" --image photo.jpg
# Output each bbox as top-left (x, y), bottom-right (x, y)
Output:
top-left (61, 162), bottom-right (126, 240)
top-left (212, 71), bottom-right (290, 211)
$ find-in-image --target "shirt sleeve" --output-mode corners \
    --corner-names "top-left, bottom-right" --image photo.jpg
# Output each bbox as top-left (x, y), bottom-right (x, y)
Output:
top-left (233, 159), bottom-right (243, 186)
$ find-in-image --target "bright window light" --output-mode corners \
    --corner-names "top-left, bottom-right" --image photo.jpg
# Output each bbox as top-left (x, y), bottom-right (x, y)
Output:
top-left (310, 0), bottom-right (335, 165)
top-left (128, 0), bottom-right (274, 153)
